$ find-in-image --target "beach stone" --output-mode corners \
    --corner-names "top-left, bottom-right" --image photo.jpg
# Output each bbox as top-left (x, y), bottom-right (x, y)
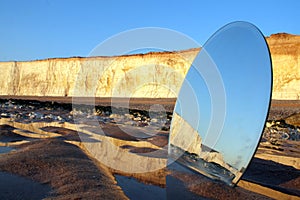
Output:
top-left (285, 113), bottom-right (300, 127)
top-left (150, 118), bottom-right (158, 123)
top-left (133, 117), bottom-right (141, 121)
top-left (124, 114), bottom-right (134, 119)
top-left (1, 113), bottom-right (9, 118)
top-left (109, 113), bottom-right (123, 119)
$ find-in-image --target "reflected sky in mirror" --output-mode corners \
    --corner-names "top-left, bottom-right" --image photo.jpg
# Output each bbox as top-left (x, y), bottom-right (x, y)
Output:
top-left (170, 21), bottom-right (272, 185)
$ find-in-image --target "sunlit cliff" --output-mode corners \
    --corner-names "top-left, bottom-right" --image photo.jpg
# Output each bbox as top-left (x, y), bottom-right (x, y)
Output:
top-left (266, 33), bottom-right (300, 99)
top-left (0, 33), bottom-right (299, 99)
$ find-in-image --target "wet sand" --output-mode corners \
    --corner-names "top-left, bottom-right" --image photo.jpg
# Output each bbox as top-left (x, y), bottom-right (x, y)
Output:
top-left (0, 172), bottom-right (51, 200)
top-left (0, 138), bottom-right (128, 199)
top-left (0, 146), bottom-right (14, 154)
top-left (0, 97), bottom-right (299, 199)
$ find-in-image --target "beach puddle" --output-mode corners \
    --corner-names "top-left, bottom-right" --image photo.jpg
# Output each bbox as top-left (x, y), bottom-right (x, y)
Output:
top-left (0, 172), bottom-right (51, 200)
top-left (115, 174), bottom-right (166, 200)
top-left (0, 146), bottom-right (14, 154)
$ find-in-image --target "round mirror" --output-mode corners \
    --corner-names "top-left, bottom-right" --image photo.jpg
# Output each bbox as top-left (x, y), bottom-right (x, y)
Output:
top-left (168, 21), bottom-right (272, 186)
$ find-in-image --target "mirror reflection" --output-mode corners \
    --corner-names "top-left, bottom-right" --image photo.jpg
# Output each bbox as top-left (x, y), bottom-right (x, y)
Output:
top-left (168, 21), bottom-right (272, 186)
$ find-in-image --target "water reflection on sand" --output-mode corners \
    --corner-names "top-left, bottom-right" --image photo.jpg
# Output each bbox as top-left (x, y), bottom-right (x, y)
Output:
top-left (0, 103), bottom-right (299, 199)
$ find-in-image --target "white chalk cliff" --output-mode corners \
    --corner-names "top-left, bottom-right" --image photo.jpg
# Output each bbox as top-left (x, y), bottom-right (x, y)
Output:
top-left (0, 33), bottom-right (299, 99)
top-left (266, 33), bottom-right (300, 100)
top-left (0, 50), bottom-right (194, 98)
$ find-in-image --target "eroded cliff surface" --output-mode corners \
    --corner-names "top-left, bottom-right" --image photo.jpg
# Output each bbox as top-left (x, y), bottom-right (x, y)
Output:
top-left (0, 50), bottom-right (195, 98)
top-left (0, 33), bottom-right (299, 99)
top-left (266, 33), bottom-right (300, 99)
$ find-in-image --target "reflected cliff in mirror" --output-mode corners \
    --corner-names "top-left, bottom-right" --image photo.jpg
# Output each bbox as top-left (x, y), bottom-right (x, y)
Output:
top-left (168, 21), bottom-right (272, 186)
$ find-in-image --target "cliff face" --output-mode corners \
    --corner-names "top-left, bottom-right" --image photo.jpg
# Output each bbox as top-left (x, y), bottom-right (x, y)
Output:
top-left (266, 33), bottom-right (300, 99)
top-left (0, 33), bottom-right (299, 99)
top-left (0, 50), bottom-right (195, 98)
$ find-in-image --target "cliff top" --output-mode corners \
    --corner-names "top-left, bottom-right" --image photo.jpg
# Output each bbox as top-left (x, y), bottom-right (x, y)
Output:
top-left (0, 48), bottom-right (200, 63)
top-left (266, 33), bottom-right (300, 55)
top-left (267, 32), bottom-right (300, 40)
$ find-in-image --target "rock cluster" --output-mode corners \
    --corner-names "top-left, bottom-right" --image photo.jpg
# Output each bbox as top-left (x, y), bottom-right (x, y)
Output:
top-left (264, 120), bottom-right (300, 142)
top-left (0, 100), bottom-right (72, 123)
top-left (0, 99), bottom-right (171, 131)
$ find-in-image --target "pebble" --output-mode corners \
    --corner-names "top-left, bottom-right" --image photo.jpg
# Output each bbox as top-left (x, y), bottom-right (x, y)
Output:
top-left (109, 113), bottom-right (123, 119)
top-left (1, 113), bottom-right (9, 117)
top-left (124, 114), bottom-right (134, 119)
top-left (150, 118), bottom-right (158, 123)
top-left (133, 117), bottom-right (141, 121)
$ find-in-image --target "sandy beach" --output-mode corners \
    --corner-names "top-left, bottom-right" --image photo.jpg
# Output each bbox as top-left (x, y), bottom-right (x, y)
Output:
top-left (0, 97), bottom-right (299, 199)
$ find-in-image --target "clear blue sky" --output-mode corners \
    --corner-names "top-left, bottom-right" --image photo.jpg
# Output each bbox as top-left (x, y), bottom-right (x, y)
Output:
top-left (1, 0), bottom-right (299, 61)
top-left (174, 22), bottom-right (272, 170)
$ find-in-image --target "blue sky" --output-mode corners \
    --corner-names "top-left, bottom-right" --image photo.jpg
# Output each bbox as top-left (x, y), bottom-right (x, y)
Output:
top-left (175, 22), bottom-right (272, 170)
top-left (1, 0), bottom-right (300, 61)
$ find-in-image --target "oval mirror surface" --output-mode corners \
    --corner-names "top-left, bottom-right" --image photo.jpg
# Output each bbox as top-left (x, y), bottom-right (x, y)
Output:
top-left (168, 21), bottom-right (272, 186)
